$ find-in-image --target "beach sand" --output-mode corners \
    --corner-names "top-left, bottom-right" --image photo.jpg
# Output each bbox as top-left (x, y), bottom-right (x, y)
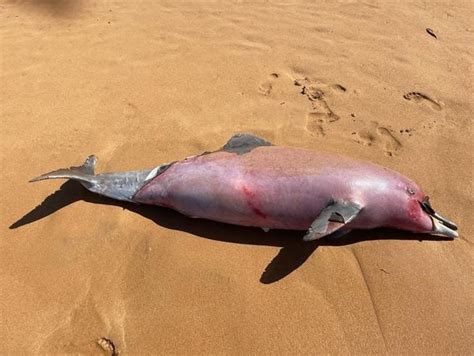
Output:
top-left (1, 0), bottom-right (473, 353)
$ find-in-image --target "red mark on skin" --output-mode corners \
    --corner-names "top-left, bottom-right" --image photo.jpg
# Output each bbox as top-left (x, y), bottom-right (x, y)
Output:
top-left (408, 198), bottom-right (421, 221)
top-left (242, 186), bottom-right (267, 219)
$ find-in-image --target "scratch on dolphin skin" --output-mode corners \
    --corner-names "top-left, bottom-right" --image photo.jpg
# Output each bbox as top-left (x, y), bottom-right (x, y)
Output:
top-left (352, 249), bottom-right (388, 352)
top-left (242, 186), bottom-right (267, 219)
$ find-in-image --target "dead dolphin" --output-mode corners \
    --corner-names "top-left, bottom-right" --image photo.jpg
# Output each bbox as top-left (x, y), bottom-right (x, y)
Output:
top-left (30, 133), bottom-right (458, 240)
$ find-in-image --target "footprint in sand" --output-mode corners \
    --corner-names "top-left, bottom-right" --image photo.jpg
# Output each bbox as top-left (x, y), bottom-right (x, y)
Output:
top-left (306, 113), bottom-right (327, 136)
top-left (403, 92), bottom-right (443, 111)
top-left (97, 337), bottom-right (118, 356)
top-left (297, 78), bottom-right (345, 134)
top-left (352, 123), bottom-right (402, 156)
top-left (258, 72), bottom-right (347, 136)
top-left (305, 111), bottom-right (340, 137)
top-left (258, 73), bottom-right (279, 96)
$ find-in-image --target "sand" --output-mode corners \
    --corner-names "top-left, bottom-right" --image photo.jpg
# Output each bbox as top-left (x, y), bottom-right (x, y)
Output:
top-left (1, 0), bottom-right (473, 354)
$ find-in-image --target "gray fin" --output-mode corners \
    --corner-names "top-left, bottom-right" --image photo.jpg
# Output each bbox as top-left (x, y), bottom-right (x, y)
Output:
top-left (30, 155), bottom-right (166, 203)
top-left (303, 201), bottom-right (362, 241)
top-left (222, 133), bottom-right (273, 155)
top-left (29, 155), bottom-right (97, 184)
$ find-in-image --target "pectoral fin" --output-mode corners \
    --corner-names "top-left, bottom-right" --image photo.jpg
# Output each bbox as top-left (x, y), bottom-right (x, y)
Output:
top-left (303, 201), bottom-right (362, 241)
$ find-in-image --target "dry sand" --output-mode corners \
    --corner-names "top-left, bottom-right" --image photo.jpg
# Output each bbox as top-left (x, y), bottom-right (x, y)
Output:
top-left (1, 0), bottom-right (473, 354)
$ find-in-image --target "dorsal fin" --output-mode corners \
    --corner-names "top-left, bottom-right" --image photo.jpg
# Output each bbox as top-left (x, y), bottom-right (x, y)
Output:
top-left (222, 133), bottom-right (273, 155)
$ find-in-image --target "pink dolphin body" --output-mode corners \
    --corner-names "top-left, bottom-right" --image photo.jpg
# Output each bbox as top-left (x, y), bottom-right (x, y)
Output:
top-left (31, 134), bottom-right (458, 240)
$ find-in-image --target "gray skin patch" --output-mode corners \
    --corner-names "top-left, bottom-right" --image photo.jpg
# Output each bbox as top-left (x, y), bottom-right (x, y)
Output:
top-left (220, 133), bottom-right (273, 155)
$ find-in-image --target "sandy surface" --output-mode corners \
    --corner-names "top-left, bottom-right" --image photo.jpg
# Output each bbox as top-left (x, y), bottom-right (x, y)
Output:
top-left (1, 0), bottom-right (473, 353)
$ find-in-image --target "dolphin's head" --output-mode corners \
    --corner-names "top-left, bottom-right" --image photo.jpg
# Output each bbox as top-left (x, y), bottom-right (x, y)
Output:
top-left (387, 184), bottom-right (459, 238)
top-left (416, 195), bottom-right (458, 238)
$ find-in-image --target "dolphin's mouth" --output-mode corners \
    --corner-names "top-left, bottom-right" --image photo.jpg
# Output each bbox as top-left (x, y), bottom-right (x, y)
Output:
top-left (420, 197), bottom-right (458, 238)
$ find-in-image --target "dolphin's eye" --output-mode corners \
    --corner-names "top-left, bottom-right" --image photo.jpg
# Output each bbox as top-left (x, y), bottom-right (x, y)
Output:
top-left (406, 187), bottom-right (415, 195)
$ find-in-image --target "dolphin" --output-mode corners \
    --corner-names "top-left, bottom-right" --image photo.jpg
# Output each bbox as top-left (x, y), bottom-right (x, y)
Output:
top-left (30, 133), bottom-right (458, 240)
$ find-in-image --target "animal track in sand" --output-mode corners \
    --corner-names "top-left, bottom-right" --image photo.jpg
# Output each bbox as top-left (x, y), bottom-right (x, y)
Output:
top-left (352, 123), bottom-right (402, 156)
top-left (258, 73), bottom-right (279, 96)
top-left (403, 92), bottom-right (443, 111)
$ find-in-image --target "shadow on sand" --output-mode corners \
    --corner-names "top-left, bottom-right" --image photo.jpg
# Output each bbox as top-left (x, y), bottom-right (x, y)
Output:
top-left (13, 0), bottom-right (83, 17)
top-left (10, 180), bottom-right (452, 284)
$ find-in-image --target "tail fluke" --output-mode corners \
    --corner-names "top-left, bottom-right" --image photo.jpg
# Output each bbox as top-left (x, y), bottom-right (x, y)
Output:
top-left (30, 155), bottom-right (97, 184)
top-left (30, 155), bottom-right (157, 202)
